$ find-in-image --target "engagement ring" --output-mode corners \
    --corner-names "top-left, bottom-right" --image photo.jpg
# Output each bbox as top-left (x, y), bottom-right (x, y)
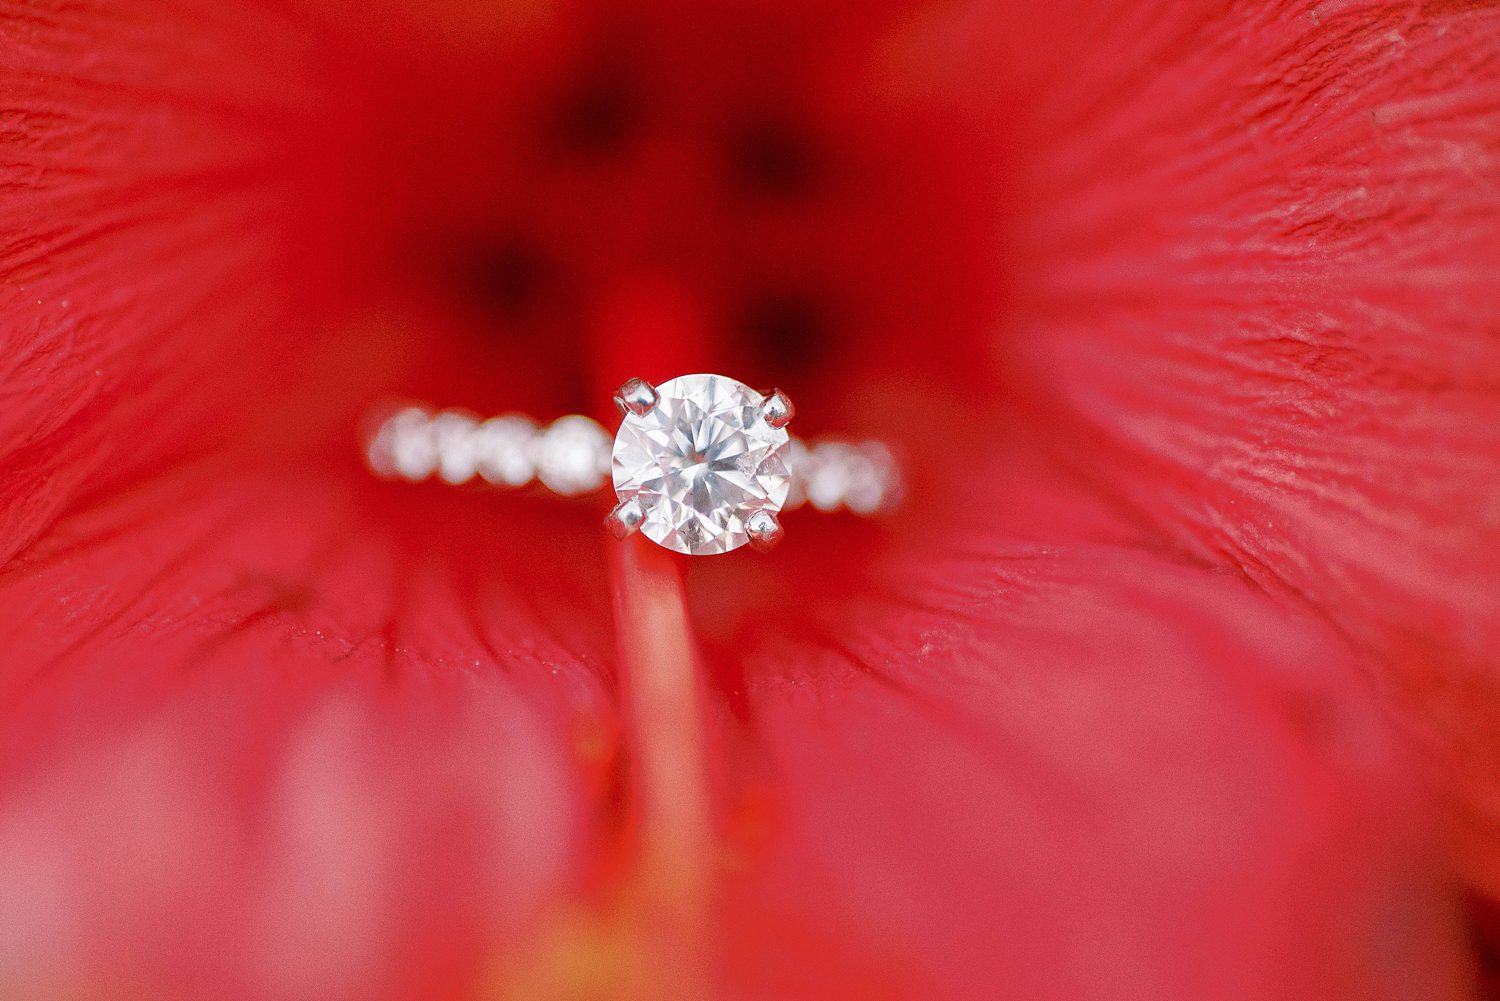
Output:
top-left (365, 373), bottom-right (901, 556)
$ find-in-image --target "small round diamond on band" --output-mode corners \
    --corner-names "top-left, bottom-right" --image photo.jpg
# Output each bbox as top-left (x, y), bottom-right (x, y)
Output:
top-left (364, 372), bottom-right (901, 556)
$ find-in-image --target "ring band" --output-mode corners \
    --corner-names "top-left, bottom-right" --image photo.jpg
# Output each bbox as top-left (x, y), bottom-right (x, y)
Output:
top-left (365, 373), bottom-right (901, 555)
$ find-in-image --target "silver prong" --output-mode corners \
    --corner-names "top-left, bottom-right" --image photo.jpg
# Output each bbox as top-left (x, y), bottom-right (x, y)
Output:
top-left (745, 510), bottom-right (784, 551)
top-left (606, 497), bottom-right (646, 539)
top-left (614, 378), bottom-right (659, 417)
top-left (760, 388), bottom-right (795, 429)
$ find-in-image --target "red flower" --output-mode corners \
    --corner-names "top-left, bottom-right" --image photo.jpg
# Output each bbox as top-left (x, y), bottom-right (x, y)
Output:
top-left (0, 0), bottom-right (1496, 997)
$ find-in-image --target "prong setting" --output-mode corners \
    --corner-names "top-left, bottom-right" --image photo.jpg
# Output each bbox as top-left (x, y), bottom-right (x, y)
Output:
top-left (760, 388), bottom-right (795, 430)
top-left (605, 497), bottom-right (646, 539)
top-left (614, 377), bottom-right (659, 417)
top-left (745, 509), bottom-right (784, 551)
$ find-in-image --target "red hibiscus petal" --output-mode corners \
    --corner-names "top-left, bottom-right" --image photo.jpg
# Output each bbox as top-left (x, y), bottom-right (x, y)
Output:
top-left (0, 0), bottom-right (379, 565)
top-left (0, 460), bottom-right (617, 997)
top-left (728, 540), bottom-right (1471, 999)
top-left (0, 454), bottom-right (1475, 998)
top-left (0, 0), bottom-right (1493, 995)
top-left (939, 1), bottom-right (1500, 889)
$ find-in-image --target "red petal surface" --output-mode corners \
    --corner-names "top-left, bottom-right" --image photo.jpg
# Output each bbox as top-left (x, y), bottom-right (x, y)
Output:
top-left (0, 0), bottom-right (1494, 996)
top-left (0, 0), bottom-right (353, 560)
top-left (0, 456), bottom-right (1474, 998)
top-left (729, 537), bottom-right (1469, 1000)
top-left (984, 1), bottom-right (1500, 889)
top-left (0, 462), bottom-right (616, 998)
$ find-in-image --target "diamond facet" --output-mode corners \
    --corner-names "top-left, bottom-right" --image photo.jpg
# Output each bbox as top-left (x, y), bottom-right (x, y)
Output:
top-left (611, 374), bottom-right (792, 555)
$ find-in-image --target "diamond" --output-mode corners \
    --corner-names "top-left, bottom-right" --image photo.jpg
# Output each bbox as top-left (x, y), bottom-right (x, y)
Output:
top-left (536, 415), bottom-right (611, 496)
top-left (474, 414), bottom-right (538, 487)
top-left (431, 410), bottom-right (481, 484)
top-left (611, 374), bottom-right (792, 555)
top-left (381, 407), bottom-right (438, 481)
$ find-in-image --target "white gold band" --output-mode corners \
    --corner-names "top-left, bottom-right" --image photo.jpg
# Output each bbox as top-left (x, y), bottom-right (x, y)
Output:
top-left (365, 404), bottom-right (903, 517)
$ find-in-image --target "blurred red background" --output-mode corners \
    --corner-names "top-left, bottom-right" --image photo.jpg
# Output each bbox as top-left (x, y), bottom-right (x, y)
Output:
top-left (0, 0), bottom-right (1498, 998)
